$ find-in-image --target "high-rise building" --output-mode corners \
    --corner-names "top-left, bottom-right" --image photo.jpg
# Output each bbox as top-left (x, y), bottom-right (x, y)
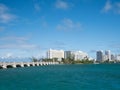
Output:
top-left (47, 49), bottom-right (64, 61)
top-left (103, 55), bottom-right (108, 61)
top-left (105, 50), bottom-right (111, 61)
top-left (111, 54), bottom-right (115, 61)
top-left (64, 51), bottom-right (74, 59)
top-left (73, 51), bottom-right (88, 60)
top-left (96, 50), bottom-right (103, 61)
top-left (116, 55), bottom-right (120, 61)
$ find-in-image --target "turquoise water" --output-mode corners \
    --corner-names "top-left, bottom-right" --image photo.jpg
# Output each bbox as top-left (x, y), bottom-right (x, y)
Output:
top-left (0, 64), bottom-right (120, 90)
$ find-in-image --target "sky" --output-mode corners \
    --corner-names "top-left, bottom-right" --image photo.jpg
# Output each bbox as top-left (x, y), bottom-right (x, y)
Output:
top-left (0, 0), bottom-right (120, 59)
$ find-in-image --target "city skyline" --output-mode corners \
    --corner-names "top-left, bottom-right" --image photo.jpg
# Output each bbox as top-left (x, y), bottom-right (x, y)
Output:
top-left (0, 0), bottom-right (120, 59)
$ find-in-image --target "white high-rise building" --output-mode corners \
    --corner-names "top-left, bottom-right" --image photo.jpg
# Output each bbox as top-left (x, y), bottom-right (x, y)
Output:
top-left (47, 49), bottom-right (64, 60)
top-left (73, 51), bottom-right (88, 60)
top-left (105, 50), bottom-right (111, 61)
top-left (104, 55), bottom-right (108, 61)
top-left (116, 55), bottom-right (120, 61)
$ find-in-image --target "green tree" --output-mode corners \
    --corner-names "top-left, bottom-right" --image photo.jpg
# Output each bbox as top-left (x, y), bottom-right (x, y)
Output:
top-left (32, 57), bottom-right (38, 62)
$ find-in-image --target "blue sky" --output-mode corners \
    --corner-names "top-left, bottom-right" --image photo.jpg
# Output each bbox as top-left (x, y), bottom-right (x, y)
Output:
top-left (0, 0), bottom-right (120, 58)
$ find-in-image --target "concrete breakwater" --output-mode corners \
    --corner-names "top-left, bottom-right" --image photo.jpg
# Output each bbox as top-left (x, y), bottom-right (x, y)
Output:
top-left (0, 62), bottom-right (59, 69)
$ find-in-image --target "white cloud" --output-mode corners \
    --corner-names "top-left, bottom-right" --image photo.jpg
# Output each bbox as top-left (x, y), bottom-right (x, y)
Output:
top-left (57, 18), bottom-right (81, 31)
top-left (0, 43), bottom-right (39, 50)
top-left (102, 0), bottom-right (112, 13)
top-left (55, 0), bottom-right (71, 9)
top-left (20, 44), bottom-right (39, 49)
top-left (102, 0), bottom-right (120, 14)
top-left (0, 3), bottom-right (8, 13)
top-left (0, 36), bottom-right (28, 44)
top-left (0, 3), bottom-right (16, 23)
top-left (0, 36), bottom-right (40, 50)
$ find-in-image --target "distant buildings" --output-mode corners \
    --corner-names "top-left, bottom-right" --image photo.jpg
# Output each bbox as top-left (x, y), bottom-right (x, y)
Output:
top-left (96, 50), bottom-right (119, 62)
top-left (46, 49), bottom-right (120, 62)
top-left (47, 49), bottom-right (88, 61)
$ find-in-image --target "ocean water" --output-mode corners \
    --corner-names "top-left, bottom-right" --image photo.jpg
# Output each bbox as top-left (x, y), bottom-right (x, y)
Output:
top-left (0, 64), bottom-right (120, 90)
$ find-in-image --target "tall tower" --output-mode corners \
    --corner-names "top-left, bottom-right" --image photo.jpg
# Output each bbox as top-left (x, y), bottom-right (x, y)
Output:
top-left (105, 50), bottom-right (111, 61)
top-left (96, 50), bottom-right (103, 61)
top-left (111, 54), bottom-right (115, 61)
